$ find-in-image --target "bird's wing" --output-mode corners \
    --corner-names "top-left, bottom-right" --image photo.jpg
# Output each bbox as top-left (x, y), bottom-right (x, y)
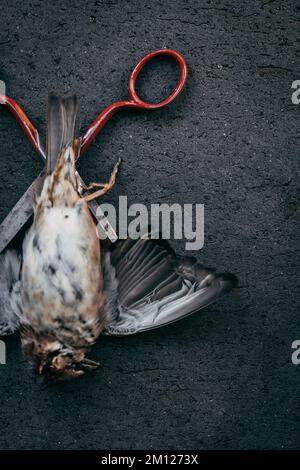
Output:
top-left (102, 235), bottom-right (238, 335)
top-left (0, 236), bottom-right (238, 337)
top-left (0, 249), bottom-right (22, 335)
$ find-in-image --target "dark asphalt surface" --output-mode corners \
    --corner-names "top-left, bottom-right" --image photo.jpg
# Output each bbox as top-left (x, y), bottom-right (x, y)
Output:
top-left (0, 0), bottom-right (299, 450)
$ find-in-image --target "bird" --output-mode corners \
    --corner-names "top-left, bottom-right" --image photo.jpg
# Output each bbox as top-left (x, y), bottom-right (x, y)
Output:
top-left (0, 94), bottom-right (238, 382)
top-left (20, 94), bottom-right (120, 381)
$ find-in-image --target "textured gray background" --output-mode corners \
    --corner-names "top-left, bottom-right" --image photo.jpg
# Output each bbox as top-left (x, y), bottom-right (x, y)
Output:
top-left (0, 0), bottom-right (299, 450)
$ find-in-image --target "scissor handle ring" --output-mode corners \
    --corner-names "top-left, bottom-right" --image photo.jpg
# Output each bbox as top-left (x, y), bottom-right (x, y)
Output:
top-left (128, 49), bottom-right (187, 110)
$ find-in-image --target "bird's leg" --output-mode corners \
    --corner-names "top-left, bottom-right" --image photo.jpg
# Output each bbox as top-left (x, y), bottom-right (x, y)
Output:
top-left (82, 158), bottom-right (121, 202)
top-left (85, 158), bottom-right (121, 191)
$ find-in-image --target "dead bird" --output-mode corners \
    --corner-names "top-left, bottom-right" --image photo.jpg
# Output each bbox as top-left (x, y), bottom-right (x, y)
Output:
top-left (20, 94), bottom-right (119, 381)
top-left (0, 94), bottom-right (237, 382)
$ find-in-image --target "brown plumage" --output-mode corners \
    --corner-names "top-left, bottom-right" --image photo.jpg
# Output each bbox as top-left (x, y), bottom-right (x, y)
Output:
top-left (20, 95), bottom-right (107, 381)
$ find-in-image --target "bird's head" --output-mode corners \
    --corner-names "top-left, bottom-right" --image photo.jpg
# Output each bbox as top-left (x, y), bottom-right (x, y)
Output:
top-left (21, 330), bottom-right (99, 382)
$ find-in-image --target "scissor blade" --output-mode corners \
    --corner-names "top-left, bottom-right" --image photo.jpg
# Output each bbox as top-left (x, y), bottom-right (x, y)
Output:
top-left (88, 198), bottom-right (118, 242)
top-left (0, 174), bottom-right (44, 254)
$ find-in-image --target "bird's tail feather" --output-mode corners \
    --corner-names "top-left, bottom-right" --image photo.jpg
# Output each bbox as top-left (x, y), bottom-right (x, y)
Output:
top-left (46, 93), bottom-right (78, 174)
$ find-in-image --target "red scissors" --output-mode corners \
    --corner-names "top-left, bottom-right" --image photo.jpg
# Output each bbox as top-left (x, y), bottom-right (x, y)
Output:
top-left (0, 49), bottom-right (187, 253)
